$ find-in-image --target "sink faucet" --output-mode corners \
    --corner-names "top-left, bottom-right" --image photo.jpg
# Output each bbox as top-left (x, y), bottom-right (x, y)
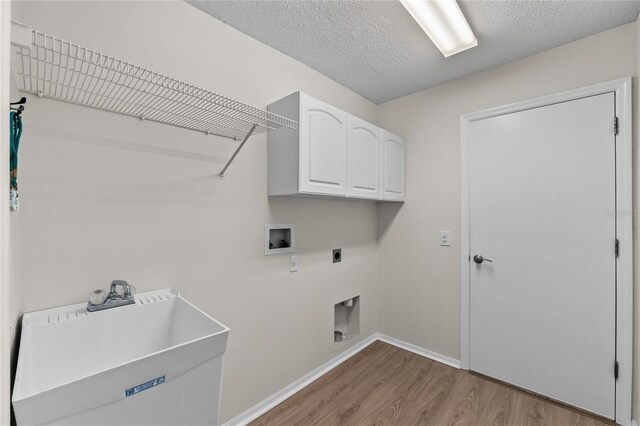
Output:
top-left (87, 280), bottom-right (136, 312)
top-left (109, 280), bottom-right (133, 300)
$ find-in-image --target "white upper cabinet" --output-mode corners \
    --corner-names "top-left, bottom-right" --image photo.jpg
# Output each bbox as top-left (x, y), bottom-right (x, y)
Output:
top-left (347, 115), bottom-right (380, 199)
top-left (267, 92), bottom-right (404, 203)
top-left (299, 94), bottom-right (348, 196)
top-left (380, 130), bottom-right (406, 201)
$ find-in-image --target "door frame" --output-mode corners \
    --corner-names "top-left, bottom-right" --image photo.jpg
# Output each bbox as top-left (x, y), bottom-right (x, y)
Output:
top-left (460, 77), bottom-right (632, 425)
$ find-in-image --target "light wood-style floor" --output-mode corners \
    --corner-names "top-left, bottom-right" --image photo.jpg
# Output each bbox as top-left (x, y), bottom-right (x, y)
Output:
top-left (251, 341), bottom-right (613, 426)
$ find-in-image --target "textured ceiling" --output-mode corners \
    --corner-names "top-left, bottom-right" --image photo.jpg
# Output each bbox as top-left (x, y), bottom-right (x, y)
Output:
top-left (188, 0), bottom-right (640, 104)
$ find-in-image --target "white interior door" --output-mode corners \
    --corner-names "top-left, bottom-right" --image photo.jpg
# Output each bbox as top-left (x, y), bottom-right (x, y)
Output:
top-left (468, 93), bottom-right (616, 418)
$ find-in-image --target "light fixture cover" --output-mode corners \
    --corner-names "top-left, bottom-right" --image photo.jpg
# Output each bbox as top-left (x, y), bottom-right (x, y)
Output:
top-left (400, 0), bottom-right (478, 57)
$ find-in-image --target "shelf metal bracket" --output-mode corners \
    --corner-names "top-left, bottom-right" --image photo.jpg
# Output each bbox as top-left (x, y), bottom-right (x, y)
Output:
top-left (219, 124), bottom-right (258, 179)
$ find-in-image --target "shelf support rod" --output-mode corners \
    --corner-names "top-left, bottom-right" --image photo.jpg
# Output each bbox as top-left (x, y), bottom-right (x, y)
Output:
top-left (219, 124), bottom-right (258, 179)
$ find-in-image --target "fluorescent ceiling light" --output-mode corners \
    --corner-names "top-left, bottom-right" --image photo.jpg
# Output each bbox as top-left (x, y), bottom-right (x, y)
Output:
top-left (399, 0), bottom-right (477, 57)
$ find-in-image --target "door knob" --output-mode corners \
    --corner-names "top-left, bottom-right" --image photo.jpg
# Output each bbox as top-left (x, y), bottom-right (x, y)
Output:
top-left (473, 255), bottom-right (492, 264)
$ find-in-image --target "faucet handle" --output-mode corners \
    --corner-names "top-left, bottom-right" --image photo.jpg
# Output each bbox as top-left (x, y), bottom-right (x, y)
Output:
top-left (88, 289), bottom-right (108, 306)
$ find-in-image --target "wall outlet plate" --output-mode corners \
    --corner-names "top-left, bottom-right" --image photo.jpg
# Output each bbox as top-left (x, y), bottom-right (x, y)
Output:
top-left (440, 231), bottom-right (450, 246)
top-left (333, 248), bottom-right (342, 263)
top-left (290, 255), bottom-right (298, 272)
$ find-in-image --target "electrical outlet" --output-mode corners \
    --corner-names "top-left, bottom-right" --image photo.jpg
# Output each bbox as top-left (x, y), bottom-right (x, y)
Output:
top-left (440, 231), bottom-right (450, 247)
top-left (333, 248), bottom-right (342, 263)
top-left (290, 255), bottom-right (298, 272)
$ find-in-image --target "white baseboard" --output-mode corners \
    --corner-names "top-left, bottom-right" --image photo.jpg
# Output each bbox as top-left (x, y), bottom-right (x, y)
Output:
top-left (223, 333), bottom-right (461, 426)
top-left (375, 333), bottom-right (461, 369)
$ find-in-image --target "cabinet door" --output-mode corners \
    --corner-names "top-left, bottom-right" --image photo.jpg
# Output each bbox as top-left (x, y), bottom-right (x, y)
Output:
top-left (347, 115), bottom-right (380, 199)
top-left (380, 130), bottom-right (406, 201)
top-left (298, 94), bottom-right (347, 196)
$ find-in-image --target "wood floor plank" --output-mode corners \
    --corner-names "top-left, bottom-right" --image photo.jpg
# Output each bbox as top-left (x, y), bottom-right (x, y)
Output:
top-left (474, 380), bottom-right (513, 426)
top-left (280, 345), bottom-right (402, 426)
top-left (306, 348), bottom-right (417, 426)
top-left (250, 341), bottom-right (614, 426)
top-left (400, 363), bottom-right (459, 425)
top-left (252, 343), bottom-right (396, 426)
top-left (343, 353), bottom-right (432, 426)
top-left (427, 372), bottom-right (491, 426)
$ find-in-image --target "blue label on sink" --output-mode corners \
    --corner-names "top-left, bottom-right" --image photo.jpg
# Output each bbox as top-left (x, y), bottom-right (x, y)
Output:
top-left (125, 376), bottom-right (166, 397)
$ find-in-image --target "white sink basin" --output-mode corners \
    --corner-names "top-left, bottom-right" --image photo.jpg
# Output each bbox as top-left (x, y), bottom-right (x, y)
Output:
top-left (13, 289), bottom-right (229, 425)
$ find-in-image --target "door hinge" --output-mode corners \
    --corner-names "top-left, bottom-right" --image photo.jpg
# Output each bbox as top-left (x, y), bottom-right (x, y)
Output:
top-left (615, 239), bottom-right (619, 257)
top-left (614, 361), bottom-right (619, 379)
top-left (614, 117), bottom-right (619, 136)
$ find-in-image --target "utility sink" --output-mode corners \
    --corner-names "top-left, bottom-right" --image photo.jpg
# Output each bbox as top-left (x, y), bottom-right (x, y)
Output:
top-left (13, 289), bottom-right (229, 426)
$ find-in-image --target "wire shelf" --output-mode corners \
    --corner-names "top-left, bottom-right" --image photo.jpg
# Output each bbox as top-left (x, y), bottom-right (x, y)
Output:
top-left (11, 28), bottom-right (297, 142)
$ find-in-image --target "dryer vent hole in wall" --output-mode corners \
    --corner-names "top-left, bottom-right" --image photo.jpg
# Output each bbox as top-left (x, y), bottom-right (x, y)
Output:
top-left (333, 248), bottom-right (342, 263)
top-left (334, 296), bottom-right (359, 343)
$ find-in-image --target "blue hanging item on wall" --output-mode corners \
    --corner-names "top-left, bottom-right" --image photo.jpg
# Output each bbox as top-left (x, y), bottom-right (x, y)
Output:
top-left (9, 110), bottom-right (22, 211)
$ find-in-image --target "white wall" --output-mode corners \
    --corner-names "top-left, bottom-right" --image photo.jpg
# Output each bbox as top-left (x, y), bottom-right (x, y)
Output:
top-left (635, 16), bottom-right (640, 423)
top-left (8, 65), bottom-right (22, 426)
top-left (1, 2), bottom-right (15, 425)
top-left (10, 1), bottom-right (380, 422)
top-left (378, 19), bottom-right (638, 416)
